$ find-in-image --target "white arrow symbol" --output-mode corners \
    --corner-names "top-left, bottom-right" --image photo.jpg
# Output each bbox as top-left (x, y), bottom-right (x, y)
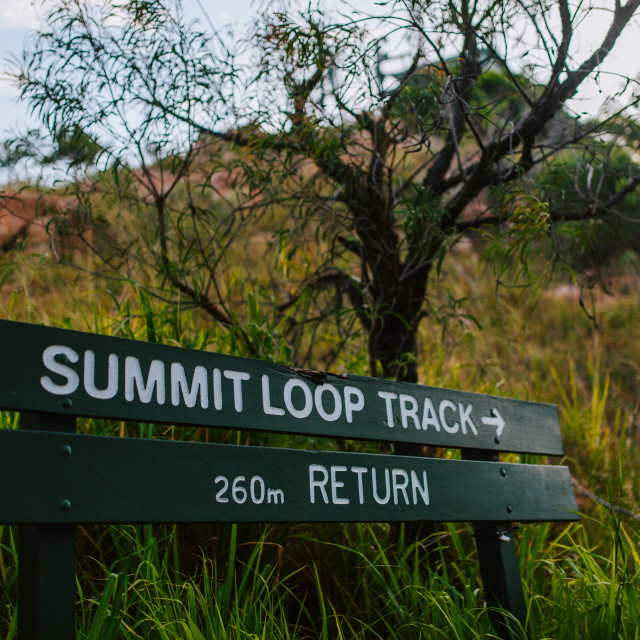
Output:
top-left (481, 408), bottom-right (506, 437)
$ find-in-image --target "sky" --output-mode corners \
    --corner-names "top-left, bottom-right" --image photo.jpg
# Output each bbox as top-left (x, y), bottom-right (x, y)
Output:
top-left (0, 0), bottom-right (256, 137)
top-left (1, 0), bottom-right (639, 143)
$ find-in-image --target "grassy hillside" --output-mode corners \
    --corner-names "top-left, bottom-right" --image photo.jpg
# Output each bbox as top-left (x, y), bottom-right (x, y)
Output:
top-left (0, 234), bottom-right (639, 638)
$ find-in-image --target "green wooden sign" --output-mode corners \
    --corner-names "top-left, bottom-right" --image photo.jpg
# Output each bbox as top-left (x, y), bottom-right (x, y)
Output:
top-left (0, 429), bottom-right (577, 525)
top-left (0, 320), bottom-right (563, 454)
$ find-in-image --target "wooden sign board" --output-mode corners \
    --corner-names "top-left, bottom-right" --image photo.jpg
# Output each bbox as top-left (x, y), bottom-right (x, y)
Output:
top-left (0, 320), bottom-right (563, 454)
top-left (0, 429), bottom-right (577, 525)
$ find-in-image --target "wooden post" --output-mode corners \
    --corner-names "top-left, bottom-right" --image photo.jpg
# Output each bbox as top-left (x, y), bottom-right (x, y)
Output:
top-left (18, 412), bottom-right (76, 640)
top-left (463, 449), bottom-right (527, 639)
top-left (473, 521), bottom-right (527, 637)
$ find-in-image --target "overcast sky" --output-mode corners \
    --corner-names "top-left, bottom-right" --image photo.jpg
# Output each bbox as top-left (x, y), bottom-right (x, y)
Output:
top-left (1, 0), bottom-right (639, 141)
top-left (0, 0), bottom-right (256, 137)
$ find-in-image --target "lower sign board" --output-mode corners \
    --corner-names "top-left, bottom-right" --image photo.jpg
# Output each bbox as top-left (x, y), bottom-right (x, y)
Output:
top-left (0, 430), bottom-right (578, 525)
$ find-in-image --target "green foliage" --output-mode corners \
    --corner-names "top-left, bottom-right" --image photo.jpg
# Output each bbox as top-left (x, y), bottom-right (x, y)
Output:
top-left (540, 143), bottom-right (640, 273)
top-left (389, 70), bottom-right (442, 132)
top-left (469, 68), bottom-right (532, 132)
top-left (0, 126), bottom-right (102, 172)
top-left (74, 526), bottom-right (308, 640)
top-left (480, 188), bottom-right (557, 294)
top-left (1, 258), bottom-right (640, 637)
top-left (7, 0), bottom-right (640, 385)
top-left (2, 0), bottom-right (640, 634)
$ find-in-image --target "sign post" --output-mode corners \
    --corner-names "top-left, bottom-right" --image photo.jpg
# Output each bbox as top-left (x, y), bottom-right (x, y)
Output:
top-left (0, 319), bottom-right (578, 640)
top-left (18, 412), bottom-right (76, 640)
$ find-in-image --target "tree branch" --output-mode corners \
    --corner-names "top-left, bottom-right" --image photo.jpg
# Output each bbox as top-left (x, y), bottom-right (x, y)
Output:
top-left (557, 0), bottom-right (640, 103)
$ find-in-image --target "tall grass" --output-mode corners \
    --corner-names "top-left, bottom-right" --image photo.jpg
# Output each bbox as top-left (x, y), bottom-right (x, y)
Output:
top-left (1, 246), bottom-right (640, 637)
top-left (1, 513), bottom-right (639, 638)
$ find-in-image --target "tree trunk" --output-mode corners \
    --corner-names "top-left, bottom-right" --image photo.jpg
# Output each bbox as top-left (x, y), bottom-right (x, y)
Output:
top-left (370, 313), bottom-right (419, 382)
top-left (370, 305), bottom-right (439, 566)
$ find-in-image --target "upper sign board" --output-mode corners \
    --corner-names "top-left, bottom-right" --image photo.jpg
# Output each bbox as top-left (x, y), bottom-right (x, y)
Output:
top-left (0, 320), bottom-right (563, 454)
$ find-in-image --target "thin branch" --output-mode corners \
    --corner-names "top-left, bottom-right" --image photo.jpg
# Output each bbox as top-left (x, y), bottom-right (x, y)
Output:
top-left (557, 0), bottom-right (640, 103)
top-left (572, 476), bottom-right (640, 521)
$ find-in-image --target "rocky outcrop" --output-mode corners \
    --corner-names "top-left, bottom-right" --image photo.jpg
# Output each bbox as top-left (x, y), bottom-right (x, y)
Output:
top-left (0, 191), bottom-right (90, 258)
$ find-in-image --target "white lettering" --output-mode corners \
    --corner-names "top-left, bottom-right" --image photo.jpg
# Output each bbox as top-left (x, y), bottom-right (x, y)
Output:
top-left (458, 402), bottom-right (478, 435)
top-left (439, 399), bottom-right (459, 433)
top-left (330, 465), bottom-right (349, 504)
top-left (411, 470), bottom-right (429, 505)
top-left (171, 363), bottom-right (208, 408)
top-left (125, 357), bottom-right (166, 404)
top-left (392, 468), bottom-right (410, 505)
top-left (315, 384), bottom-right (342, 422)
top-left (372, 468), bottom-right (391, 504)
top-left (84, 351), bottom-right (118, 400)
top-left (284, 378), bottom-right (313, 419)
top-left (232, 476), bottom-right (247, 503)
top-left (41, 345), bottom-right (79, 395)
top-left (223, 370), bottom-right (250, 412)
top-left (214, 476), bottom-right (229, 502)
top-left (399, 394), bottom-right (420, 429)
top-left (262, 374), bottom-right (285, 416)
top-left (216, 474), bottom-right (283, 505)
top-left (212, 368), bottom-right (222, 410)
top-left (378, 391), bottom-right (398, 427)
top-left (350, 466), bottom-right (368, 504)
top-left (421, 397), bottom-right (441, 431)
top-left (250, 476), bottom-right (265, 504)
top-left (309, 464), bottom-right (329, 504)
top-left (344, 386), bottom-right (365, 423)
top-left (268, 488), bottom-right (285, 504)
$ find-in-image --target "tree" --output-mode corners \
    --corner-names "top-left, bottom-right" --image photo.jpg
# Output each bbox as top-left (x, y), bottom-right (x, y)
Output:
top-left (13, 0), bottom-right (640, 386)
top-left (539, 117), bottom-right (640, 286)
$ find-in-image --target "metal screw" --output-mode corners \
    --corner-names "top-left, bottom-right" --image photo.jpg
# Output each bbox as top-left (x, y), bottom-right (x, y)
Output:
top-left (62, 398), bottom-right (73, 410)
top-left (61, 445), bottom-right (72, 457)
top-left (506, 504), bottom-right (513, 514)
top-left (500, 467), bottom-right (507, 477)
top-left (59, 499), bottom-right (72, 512)
top-left (54, 353), bottom-right (69, 365)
